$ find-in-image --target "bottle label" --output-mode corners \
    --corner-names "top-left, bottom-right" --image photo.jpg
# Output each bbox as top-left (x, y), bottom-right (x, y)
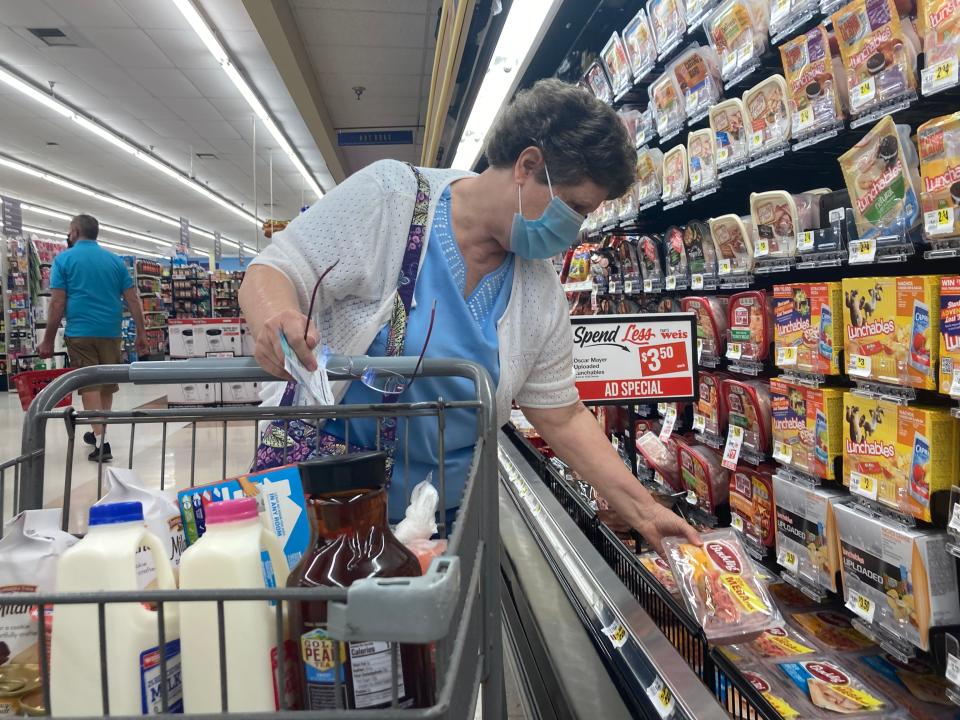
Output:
top-left (301, 628), bottom-right (346, 709)
top-left (349, 641), bottom-right (407, 709)
top-left (140, 639), bottom-right (184, 714)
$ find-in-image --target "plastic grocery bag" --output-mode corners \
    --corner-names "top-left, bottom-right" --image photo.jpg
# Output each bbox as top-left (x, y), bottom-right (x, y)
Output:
top-left (394, 476), bottom-right (447, 574)
top-left (0, 509), bottom-right (77, 666)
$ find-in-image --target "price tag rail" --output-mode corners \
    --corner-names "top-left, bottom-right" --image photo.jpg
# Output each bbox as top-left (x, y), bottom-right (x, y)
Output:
top-left (726, 358), bottom-right (765, 377)
top-left (849, 89), bottom-right (917, 129)
top-left (794, 248), bottom-right (847, 269)
top-left (849, 617), bottom-right (918, 664)
top-left (769, 3), bottom-right (820, 45)
top-left (690, 273), bottom-right (719, 291)
top-left (849, 493), bottom-right (918, 530)
top-left (716, 272), bottom-right (753, 290)
top-left (638, 198), bottom-right (660, 213)
top-left (819, 0), bottom-right (846, 14)
top-left (684, 0), bottom-right (721, 32)
top-left (850, 379), bottom-right (917, 405)
top-left (735, 525), bottom-right (771, 562)
top-left (791, 120), bottom-right (844, 152)
top-left (723, 56), bottom-right (764, 92)
top-left (698, 352), bottom-right (722, 369)
top-left (753, 256), bottom-right (795, 275)
top-left (658, 122), bottom-right (685, 145)
top-left (774, 467), bottom-right (825, 491)
top-left (923, 235), bottom-right (960, 260)
top-left (779, 368), bottom-right (828, 388)
top-left (661, 195), bottom-right (688, 211)
top-left (693, 430), bottom-right (725, 450)
top-left (737, 445), bottom-right (768, 467)
top-left (680, 502), bottom-right (722, 530)
top-left (747, 142), bottom-right (790, 169)
top-left (686, 105), bottom-right (712, 128)
top-left (716, 156), bottom-right (750, 180)
top-left (779, 568), bottom-right (831, 603)
top-left (920, 58), bottom-right (960, 98)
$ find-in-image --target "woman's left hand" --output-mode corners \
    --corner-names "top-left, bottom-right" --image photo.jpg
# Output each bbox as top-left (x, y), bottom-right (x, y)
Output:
top-left (632, 503), bottom-right (702, 557)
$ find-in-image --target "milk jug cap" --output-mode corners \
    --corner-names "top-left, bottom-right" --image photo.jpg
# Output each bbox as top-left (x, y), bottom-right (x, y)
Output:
top-left (89, 501), bottom-right (144, 526)
top-left (205, 497), bottom-right (259, 525)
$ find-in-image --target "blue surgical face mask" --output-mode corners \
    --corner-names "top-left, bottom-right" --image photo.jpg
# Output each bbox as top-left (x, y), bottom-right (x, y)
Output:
top-left (510, 164), bottom-right (585, 260)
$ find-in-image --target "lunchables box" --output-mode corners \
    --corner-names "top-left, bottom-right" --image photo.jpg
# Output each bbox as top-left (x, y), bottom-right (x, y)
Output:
top-left (917, 112), bottom-right (960, 240)
top-left (835, 502), bottom-right (960, 651)
top-left (940, 275), bottom-right (960, 396)
top-left (727, 290), bottom-right (774, 362)
top-left (729, 463), bottom-right (775, 549)
top-left (723, 378), bottom-right (773, 454)
top-left (842, 392), bottom-right (959, 523)
top-left (676, 438), bottom-right (730, 513)
top-left (842, 275), bottom-right (942, 390)
top-left (774, 282), bottom-right (843, 376)
top-left (773, 474), bottom-right (844, 593)
top-left (771, 379), bottom-right (845, 480)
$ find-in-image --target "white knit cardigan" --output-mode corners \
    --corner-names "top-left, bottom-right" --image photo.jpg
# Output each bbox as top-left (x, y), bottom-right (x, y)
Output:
top-left (250, 159), bottom-right (579, 424)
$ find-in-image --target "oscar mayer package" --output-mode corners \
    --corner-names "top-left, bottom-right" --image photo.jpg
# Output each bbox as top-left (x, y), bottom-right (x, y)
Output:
top-left (835, 502), bottom-right (960, 651)
top-left (622, 8), bottom-right (657, 79)
top-left (750, 190), bottom-right (798, 258)
top-left (662, 225), bottom-right (690, 280)
top-left (663, 529), bottom-right (783, 642)
top-left (706, 0), bottom-right (771, 80)
top-left (637, 234), bottom-right (665, 284)
top-left (710, 98), bottom-right (749, 167)
top-left (649, 71), bottom-right (686, 136)
top-left (636, 147), bottom-right (664, 202)
top-left (649, 0), bottom-right (687, 54)
top-left (773, 475), bottom-right (844, 592)
top-left (777, 657), bottom-right (892, 716)
top-left (727, 290), bottom-right (774, 361)
top-left (857, 653), bottom-right (960, 720)
top-left (743, 74), bottom-right (792, 151)
top-left (682, 219), bottom-right (717, 277)
top-left (831, 0), bottom-right (918, 116)
top-left (709, 214), bottom-right (754, 274)
top-left (840, 117), bottom-right (922, 239)
top-left (676, 438), bottom-right (730, 512)
top-left (729, 463), bottom-right (776, 549)
top-left (771, 380), bottom-right (845, 480)
top-left (601, 32), bottom-right (633, 95)
top-left (670, 44), bottom-right (722, 118)
top-left (695, 369), bottom-right (731, 436)
top-left (842, 393), bottom-right (959, 522)
top-left (774, 282), bottom-right (844, 376)
top-left (791, 609), bottom-right (876, 651)
top-left (780, 25), bottom-right (846, 135)
top-left (682, 295), bottom-right (729, 360)
top-left (918, 0), bottom-right (960, 70)
top-left (687, 128), bottom-right (717, 191)
top-left (940, 275), bottom-right (960, 396)
top-left (662, 144), bottom-right (689, 200)
top-left (723, 378), bottom-right (773, 454)
top-left (917, 112), bottom-right (960, 239)
top-left (639, 551), bottom-right (680, 594)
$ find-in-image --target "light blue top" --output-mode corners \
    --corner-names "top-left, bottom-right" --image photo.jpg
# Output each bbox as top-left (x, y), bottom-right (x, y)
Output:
top-left (49, 240), bottom-right (133, 338)
top-left (324, 187), bottom-right (514, 521)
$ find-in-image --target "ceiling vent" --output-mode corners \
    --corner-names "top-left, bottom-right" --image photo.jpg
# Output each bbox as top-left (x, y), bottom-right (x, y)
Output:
top-left (195, 152), bottom-right (218, 160)
top-left (28, 28), bottom-right (79, 47)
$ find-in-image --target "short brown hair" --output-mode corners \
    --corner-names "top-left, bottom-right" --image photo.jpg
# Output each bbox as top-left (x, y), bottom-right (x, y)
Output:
top-left (71, 214), bottom-right (99, 240)
top-left (483, 79), bottom-right (634, 200)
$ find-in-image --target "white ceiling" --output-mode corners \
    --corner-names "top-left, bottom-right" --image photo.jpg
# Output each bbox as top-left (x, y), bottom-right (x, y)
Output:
top-left (0, 0), bottom-right (440, 255)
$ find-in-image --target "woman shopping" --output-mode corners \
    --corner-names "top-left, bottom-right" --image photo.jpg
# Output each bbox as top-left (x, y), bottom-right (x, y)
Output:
top-left (239, 78), bottom-right (699, 553)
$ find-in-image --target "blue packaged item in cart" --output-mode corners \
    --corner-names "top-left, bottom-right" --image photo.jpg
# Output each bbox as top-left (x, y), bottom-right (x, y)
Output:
top-left (178, 464), bottom-right (309, 577)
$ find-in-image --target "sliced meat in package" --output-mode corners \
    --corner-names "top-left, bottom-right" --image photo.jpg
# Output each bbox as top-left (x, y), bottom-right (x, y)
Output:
top-left (670, 44), bottom-right (723, 119)
top-left (856, 653), bottom-right (960, 720)
top-left (723, 378), bottom-right (773, 453)
top-left (622, 8), bottom-right (657, 79)
top-left (727, 289), bottom-right (775, 361)
top-left (662, 144), bottom-right (690, 200)
top-left (601, 32), bottom-right (634, 96)
top-left (729, 463), bottom-right (776, 549)
top-left (709, 214), bottom-right (755, 274)
top-left (682, 219), bottom-right (718, 276)
top-left (683, 295), bottom-right (729, 361)
top-left (695, 369), bottom-right (732, 436)
top-left (710, 98), bottom-right (750, 167)
top-left (688, 128), bottom-right (718, 191)
top-left (675, 438), bottom-right (730, 513)
top-left (776, 656), bottom-right (894, 717)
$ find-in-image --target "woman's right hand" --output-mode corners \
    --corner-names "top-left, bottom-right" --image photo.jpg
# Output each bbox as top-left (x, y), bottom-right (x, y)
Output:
top-left (254, 309), bottom-right (321, 379)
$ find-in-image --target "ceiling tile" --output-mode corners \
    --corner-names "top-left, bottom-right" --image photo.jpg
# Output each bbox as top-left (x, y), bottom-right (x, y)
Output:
top-left (147, 28), bottom-right (221, 70)
top-left (140, 117), bottom-right (203, 140)
top-left (63, 63), bottom-right (149, 98)
top-left (165, 97), bottom-right (224, 122)
top-left (319, 72), bottom-right (422, 101)
top-left (126, 67), bottom-right (201, 98)
top-left (0, 0), bottom-right (68, 26)
top-left (293, 7), bottom-right (431, 49)
top-left (327, 96), bottom-right (421, 128)
top-left (51, 0), bottom-right (137, 29)
top-left (117, 0), bottom-right (191, 29)
top-left (292, 0), bottom-right (431, 12)
top-left (80, 27), bottom-right (173, 68)
top-left (187, 119), bottom-right (243, 140)
top-left (197, 0), bottom-right (256, 32)
top-left (110, 95), bottom-right (181, 121)
top-left (305, 42), bottom-right (425, 77)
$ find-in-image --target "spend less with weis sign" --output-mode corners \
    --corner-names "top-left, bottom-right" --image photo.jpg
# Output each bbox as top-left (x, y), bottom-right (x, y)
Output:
top-left (570, 313), bottom-right (698, 404)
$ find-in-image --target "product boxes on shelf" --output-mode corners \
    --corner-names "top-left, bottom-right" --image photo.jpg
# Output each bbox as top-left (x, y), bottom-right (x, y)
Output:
top-left (177, 464), bottom-right (309, 577)
top-left (834, 502), bottom-right (960, 652)
top-left (773, 474), bottom-right (844, 593)
top-left (770, 379), bottom-right (844, 480)
top-left (774, 282), bottom-right (843, 376)
top-left (841, 392), bottom-right (959, 522)
top-left (841, 276), bottom-right (942, 390)
top-left (940, 275), bottom-right (960, 396)
top-left (168, 318), bottom-right (243, 359)
top-left (167, 382), bottom-right (220, 406)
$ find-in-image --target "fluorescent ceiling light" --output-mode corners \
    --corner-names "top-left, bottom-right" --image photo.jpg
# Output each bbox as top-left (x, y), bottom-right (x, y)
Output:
top-left (22, 223), bottom-right (164, 258)
top-left (450, 0), bottom-right (557, 171)
top-left (22, 203), bottom-right (172, 247)
top-left (0, 63), bottom-right (259, 225)
top-left (171, 0), bottom-right (325, 199)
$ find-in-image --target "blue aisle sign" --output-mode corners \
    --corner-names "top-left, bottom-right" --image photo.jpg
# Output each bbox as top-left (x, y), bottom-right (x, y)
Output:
top-left (338, 130), bottom-right (413, 146)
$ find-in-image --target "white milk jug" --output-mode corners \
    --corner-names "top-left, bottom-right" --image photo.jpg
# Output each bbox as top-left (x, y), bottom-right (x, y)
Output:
top-left (50, 501), bottom-right (181, 716)
top-left (179, 497), bottom-right (291, 712)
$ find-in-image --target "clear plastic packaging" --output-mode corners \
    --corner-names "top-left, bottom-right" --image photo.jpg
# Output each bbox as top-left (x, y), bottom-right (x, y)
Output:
top-left (729, 463), bottom-right (776, 548)
top-left (670, 44), bottom-right (724, 119)
top-left (790, 609), bottom-right (876, 652)
top-left (839, 117), bottom-right (922, 239)
top-left (773, 475), bottom-right (844, 592)
top-left (393, 479), bottom-right (448, 574)
top-left (722, 377), bottom-right (773, 453)
top-left (688, 129), bottom-right (718, 191)
top-left (662, 144), bottom-right (689, 200)
top-left (601, 32), bottom-right (634, 96)
top-left (917, 111), bottom-right (960, 239)
top-left (793, 191), bottom-right (823, 229)
top-left (776, 657), bottom-right (894, 716)
top-left (709, 214), bottom-right (755, 273)
top-left (617, 183), bottom-right (639, 221)
top-left (639, 551), bottom-right (680, 594)
top-left (706, 0), bottom-right (771, 80)
top-left (743, 74), bottom-right (792, 151)
top-left (663, 225), bottom-right (690, 279)
top-left (635, 105), bottom-right (657, 146)
top-left (648, 71), bottom-right (686, 136)
top-left (696, 369), bottom-right (731, 435)
top-left (618, 108), bottom-right (641, 145)
top-left (683, 295), bottom-right (730, 359)
top-left (637, 234), bottom-right (666, 283)
top-left (919, 0), bottom-right (960, 70)
top-left (737, 664), bottom-right (809, 718)
top-left (618, 237), bottom-right (642, 288)
top-left (675, 438), bottom-right (730, 512)
top-left (664, 529), bottom-right (783, 642)
top-left (710, 98), bottom-right (750, 167)
top-left (584, 60), bottom-right (614, 104)
top-left (856, 653), bottom-right (957, 720)
top-left (649, 0), bottom-right (688, 55)
top-left (683, 219), bottom-right (718, 276)
top-left (636, 431), bottom-right (683, 490)
top-left (780, 26), bottom-right (847, 135)
top-left (622, 8), bottom-right (658, 79)
top-left (637, 147), bottom-right (665, 202)
top-left (750, 190), bottom-right (799, 257)
top-left (728, 289), bottom-right (774, 360)
top-left (831, 0), bottom-right (918, 115)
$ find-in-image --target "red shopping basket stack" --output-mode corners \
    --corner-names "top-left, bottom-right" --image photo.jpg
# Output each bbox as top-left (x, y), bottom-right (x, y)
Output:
top-left (12, 367), bottom-right (73, 411)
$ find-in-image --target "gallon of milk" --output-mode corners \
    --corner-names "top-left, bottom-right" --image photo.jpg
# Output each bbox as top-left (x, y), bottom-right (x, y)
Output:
top-left (50, 501), bottom-right (181, 717)
top-left (178, 497), bottom-right (291, 712)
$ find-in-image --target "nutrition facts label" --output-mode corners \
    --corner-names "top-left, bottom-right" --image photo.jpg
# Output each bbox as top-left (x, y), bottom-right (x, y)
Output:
top-left (350, 641), bottom-right (407, 709)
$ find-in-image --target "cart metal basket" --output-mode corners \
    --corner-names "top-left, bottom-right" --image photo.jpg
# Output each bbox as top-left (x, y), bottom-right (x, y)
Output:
top-left (1, 356), bottom-right (502, 719)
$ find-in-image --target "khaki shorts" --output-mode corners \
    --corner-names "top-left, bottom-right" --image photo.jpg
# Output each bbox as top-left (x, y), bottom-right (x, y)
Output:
top-left (65, 337), bottom-right (123, 394)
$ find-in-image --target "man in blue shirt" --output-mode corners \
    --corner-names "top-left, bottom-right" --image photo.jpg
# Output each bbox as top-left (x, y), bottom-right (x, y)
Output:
top-left (39, 214), bottom-right (148, 461)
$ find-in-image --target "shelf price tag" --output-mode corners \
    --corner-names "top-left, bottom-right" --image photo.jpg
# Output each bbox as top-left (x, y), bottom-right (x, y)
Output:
top-left (602, 620), bottom-right (629, 649)
top-left (623, 280), bottom-right (634, 294)
top-left (659, 406), bottom-right (678, 441)
top-left (849, 353), bottom-right (871, 378)
top-left (608, 280), bottom-right (619, 294)
top-left (777, 345), bottom-right (798, 366)
top-left (848, 238), bottom-right (876, 264)
top-left (754, 238), bottom-right (770, 257)
top-left (723, 50), bottom-right (738, 74)
top-left (718, 259), bottom-right (733, 276)
top-left (751, 130), bottom-right (764, 150)
top-left (847, 589), bottom-right (876, 624)
top-left (922, 58), bottom-right (959, 95)
top-left (646, 677), bottom-right (676, 719)
top-left (697, 338), bottom-right (704, 362)
top-left (948, 502), bottom-right (960, 535)
top-left (717, 146), bottom-right (730, 164)
top-left (738, 44), bottom-right (754, 64)
top-left (951, 369), bottom-right (960, 398)
top-left (850, 471), bottom-right (879, 501)
top-left (643, 278), bottom-right (654, 293)
top-left (691, 273), bottom-right (705, 289)
top-left (771, 0), bottom-right (791, 23)
top-left (778, 547), bottom-right (800, 574)
top-left (924, 207), bottom-right (955, 236)
top-left (722, 425), bottom-right (745, 470)
top-left (690, 170), bottom-right (702, 187)
top-left (727, 342), bottom-right (743, 360)
top-left (637, 129), bottom-right (647, 146)
top-left (731, 513), bottom-right (745, 533)
top-left (796, 106), bottom-right (814, 131)
top-left (797, 230), bottom-right (815, 252)
top-left (657, 402), bottom-right (668, 415)
top-left (591, 289), bottom-right (599, 312)
top-left (853, 77), bottom-right (876, 110)
top-left (773, 440), bottom-right (793, 464)
top-left (947, 654), bottom-right (960, 687)
top-left (692, 412), bottom-right (707, 432)
top-left (665, 275), bottom-right (677, 291)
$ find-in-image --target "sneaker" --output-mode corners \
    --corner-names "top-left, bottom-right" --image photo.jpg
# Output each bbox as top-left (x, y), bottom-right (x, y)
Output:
top-left (83, 431), bottom-right (97, 446)
top-left (88, 443), bottom-right (112, 462)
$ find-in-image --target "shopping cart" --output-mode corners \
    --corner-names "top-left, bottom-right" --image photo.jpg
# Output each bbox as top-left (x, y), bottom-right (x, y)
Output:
top-left (2, 356), bottom-right (503, 719)
top-left (10, 352), bottom-right (72, 411)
